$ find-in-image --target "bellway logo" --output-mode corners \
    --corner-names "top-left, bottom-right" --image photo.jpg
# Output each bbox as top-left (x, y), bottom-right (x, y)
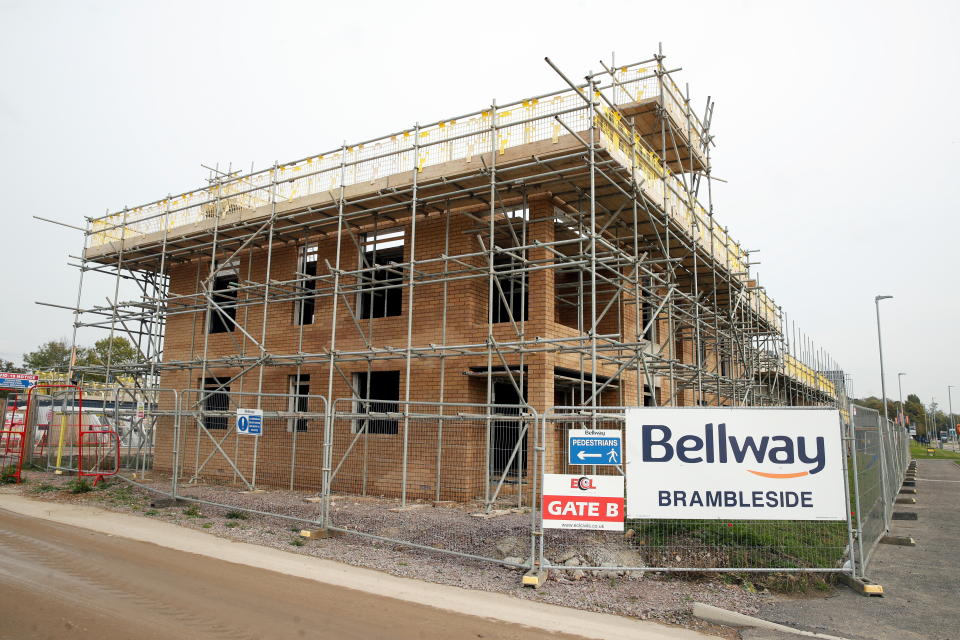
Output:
top-left (641, 423), bottom-right (826, 478)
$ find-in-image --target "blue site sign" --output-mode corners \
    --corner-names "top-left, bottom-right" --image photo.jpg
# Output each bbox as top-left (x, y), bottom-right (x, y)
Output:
top-left (236, 408), bottom-right (264, 436)
top-left (568, 429), bottom-right (622, 466)
top-left (0, 373), bottom-right (39, 390)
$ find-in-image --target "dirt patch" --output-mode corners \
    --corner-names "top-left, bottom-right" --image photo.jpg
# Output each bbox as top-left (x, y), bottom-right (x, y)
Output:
top-left (11, 471), bottom-right (768, 637)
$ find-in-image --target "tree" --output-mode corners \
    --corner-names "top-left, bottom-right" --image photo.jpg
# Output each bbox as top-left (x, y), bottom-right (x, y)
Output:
top-left (22, 339), bottom-right (75, 372)
top-left (78, 337), bottom-right (140, 381)
top-left (0, 359), bottom-right (25, 373)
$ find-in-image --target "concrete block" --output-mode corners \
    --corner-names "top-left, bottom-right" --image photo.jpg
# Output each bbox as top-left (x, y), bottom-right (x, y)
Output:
top-left (522, 568), bottom-right (548, 588)
top-left (895, 497), bottom-right (917, 504)
top-left (838, 573), bottom-right (884, 597)
top-left (149, 497), bottom-right (183, 508)
top-left (892, 511), bottom-right (918, 520)
top-left (899, 488), bottom-right (918, 495)
top-left (880, 535), bottom-right (916, 546)
top-left (299, 528), bottom-right (341, 539)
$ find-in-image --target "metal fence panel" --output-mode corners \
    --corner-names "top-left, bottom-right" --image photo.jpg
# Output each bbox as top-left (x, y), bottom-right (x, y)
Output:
top-left (323, 399), bottom-right (538, 567)
top-left (538, 408), bottom-right (854, 574)
top-left (850, 403), bottom-right (909, 575)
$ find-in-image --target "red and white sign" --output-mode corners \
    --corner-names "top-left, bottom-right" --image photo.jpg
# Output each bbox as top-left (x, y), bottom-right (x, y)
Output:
top-left (541, 474), bottom-right (624, 531)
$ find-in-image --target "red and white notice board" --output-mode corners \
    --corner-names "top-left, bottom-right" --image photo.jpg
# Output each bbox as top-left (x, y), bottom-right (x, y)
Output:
top-left (541, 474), bottom-right (624, 531)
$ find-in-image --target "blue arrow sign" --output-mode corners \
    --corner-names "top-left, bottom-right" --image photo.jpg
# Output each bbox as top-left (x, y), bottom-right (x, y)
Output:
top-left (568, 429), bottom-right (622, 466)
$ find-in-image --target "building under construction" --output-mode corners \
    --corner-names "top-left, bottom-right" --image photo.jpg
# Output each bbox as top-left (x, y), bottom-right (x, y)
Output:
top-left (68, 50), bottom-right (845, 502)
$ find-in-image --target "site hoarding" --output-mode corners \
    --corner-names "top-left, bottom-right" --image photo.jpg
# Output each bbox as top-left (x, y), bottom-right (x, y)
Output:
top-left (625, 408), bottom-right (846, 521)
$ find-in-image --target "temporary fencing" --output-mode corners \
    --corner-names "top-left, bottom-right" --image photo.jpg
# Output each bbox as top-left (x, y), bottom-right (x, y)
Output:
top-left (15, 388), bottom-right (912, 581)
top-left (537, 407), bottom-right (854, 575)
top-left (849, 403), bottom-right (910, 575)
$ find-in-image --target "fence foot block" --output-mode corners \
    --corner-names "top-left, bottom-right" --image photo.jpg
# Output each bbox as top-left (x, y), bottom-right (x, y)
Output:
top-left (838, 573), bottom-right (884, 597)
top-left (241, 489), bottom-right (266, 494)
top-left (880, 535), bottom-right (916, 546)
top-left (299, 528), bottom-right (340, 540)
top-left (895, 497), bottom-right (917, 504)
top-left (902, 480), bottom-right (916, 487)
top-left (149, 497), bottom-right (183, 508)
top-left (522, 569), bottom-right (548, 588)
top-left (899, 488), bottom-right (918, 495)
top-left (892, 512), bottom-right (918, 520)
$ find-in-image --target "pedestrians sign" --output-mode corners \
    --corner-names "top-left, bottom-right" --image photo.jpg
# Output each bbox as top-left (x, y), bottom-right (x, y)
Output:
top-left (568, 429), bottom-right (622, 466)
top-left (0, 373), bottom-right (39, 390)
top-left (236, 408), bottom-right (264, 436)
top-left (541, 474), bottom-right (624, 531)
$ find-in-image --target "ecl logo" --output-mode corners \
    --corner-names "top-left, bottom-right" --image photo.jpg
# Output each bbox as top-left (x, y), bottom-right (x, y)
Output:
top-left (570, 476), bottom-right (596, 490)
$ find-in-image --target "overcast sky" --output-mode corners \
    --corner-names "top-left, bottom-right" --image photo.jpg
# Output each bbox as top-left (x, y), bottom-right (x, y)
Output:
top-left (1, 0), bottom-right (957, 409)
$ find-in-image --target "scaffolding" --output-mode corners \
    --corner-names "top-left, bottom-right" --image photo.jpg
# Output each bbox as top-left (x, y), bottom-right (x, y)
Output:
top-left (54, 48), bottom-right (847, 497)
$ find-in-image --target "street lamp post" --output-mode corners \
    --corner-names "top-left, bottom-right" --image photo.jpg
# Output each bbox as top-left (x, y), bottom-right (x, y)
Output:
top-left (874, 296), bottom-right (893, 425)
top-left (874, 295), bottom-right (893, 526)
top-left (948, 386), bottom-right (955, 449)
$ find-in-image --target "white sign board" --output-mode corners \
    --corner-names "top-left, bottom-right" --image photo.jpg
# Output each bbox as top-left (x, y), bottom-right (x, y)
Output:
top-left (625, 408), bottom-right (846, 521)
top-left (236, 408), bottom-right (264, 436)
top-left (541, 474), bottom-right (624, 531)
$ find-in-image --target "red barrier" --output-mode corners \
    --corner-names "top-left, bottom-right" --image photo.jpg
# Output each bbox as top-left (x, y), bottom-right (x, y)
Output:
top-left (79, 429), bottom-right (120, 486)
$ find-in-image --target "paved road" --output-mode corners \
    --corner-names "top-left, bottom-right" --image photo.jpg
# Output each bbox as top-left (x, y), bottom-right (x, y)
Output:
top-left (0, 508), bottom-right (592, 640)
top-left (745, 459), bottom-right (960, 640)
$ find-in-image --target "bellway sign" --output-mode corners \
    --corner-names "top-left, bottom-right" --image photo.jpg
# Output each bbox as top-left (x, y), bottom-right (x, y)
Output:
top-left (542, 474), bottom-right (624, 531)
top-left (568, 429), bottom-right (622, 466)
top-left (236, 408), bottom-right (264, 436)
top-left (0, 373), bottom-right (39, 390)
top-left (625, 407), bottom-right (846, 521)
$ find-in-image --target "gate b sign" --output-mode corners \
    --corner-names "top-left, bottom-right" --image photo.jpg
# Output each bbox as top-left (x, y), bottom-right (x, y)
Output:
top-left (542, 474), bottom-right (624, 531)
top-left (625, 407), bottom-right (846, 520)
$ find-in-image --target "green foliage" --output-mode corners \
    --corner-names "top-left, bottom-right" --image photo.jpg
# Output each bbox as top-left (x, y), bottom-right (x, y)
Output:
top-left (78, 337), bottom-right (140, 382)
top-left (183, 505), bottom-right (202, 518)
top-left (289, 537), bottom-right (305, 547)
top-left (21, 336), bottom-right (141, 383)
top-left (22, 339), bottom-right (74, 373)
top-left (910, 442), bottom-right (960, 460)
top-left (855, 393), bottom-right (954, 437)
top-left (0, 359), bottom-right (25, 373)
top-left (32, 483), bottom-right (59, 493)
top-left (628, 519), bottom-right (848, 569)
top-left (225, 521), bottom-right (240, 528)
top-left (66, 479), bottom-right (93, 494)
top-left (225, 509), bottom-right (248, 520)
top-left (1, 465), bottom-right (19, 484)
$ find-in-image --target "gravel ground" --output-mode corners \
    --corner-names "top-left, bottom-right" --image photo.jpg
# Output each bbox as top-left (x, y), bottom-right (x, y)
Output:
top-left (10, 471), bottom-right (777, 638)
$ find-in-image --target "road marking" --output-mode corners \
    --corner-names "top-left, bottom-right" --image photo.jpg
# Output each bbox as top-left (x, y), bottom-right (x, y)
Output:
top-left (917, 478), bottom-right (960, 483)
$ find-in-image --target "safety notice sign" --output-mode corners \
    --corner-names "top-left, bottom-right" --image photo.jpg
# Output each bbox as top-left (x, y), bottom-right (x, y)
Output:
top-left (541, 474), bottom-right (624, 531)
top-left (236, 408), bottom-right (264, 436)
top-left (0, 373), bottom-right (39, 390)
